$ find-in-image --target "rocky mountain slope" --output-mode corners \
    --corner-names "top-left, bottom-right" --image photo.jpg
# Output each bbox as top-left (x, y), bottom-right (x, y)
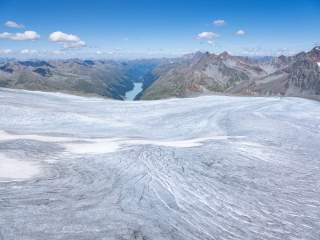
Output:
top-left (140, 52), bottom-right (266, 99)
top-left (228, 47), bottom-right (320, 98)
top-left (0, 59), bottom-right (134, 99)
top-left (140, 47), bottom-right (320, 100)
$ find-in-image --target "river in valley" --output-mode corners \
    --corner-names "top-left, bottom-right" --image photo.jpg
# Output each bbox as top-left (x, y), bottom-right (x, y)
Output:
top-left (124, 82), bottom-right (143, 100)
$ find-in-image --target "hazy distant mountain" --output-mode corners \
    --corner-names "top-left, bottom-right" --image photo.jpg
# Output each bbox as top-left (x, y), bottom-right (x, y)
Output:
top-left (139, 47), bottom-right (320, 100)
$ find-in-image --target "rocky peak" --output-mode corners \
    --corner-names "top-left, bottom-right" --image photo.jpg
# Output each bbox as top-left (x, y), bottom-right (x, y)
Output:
top-left (307, 46), bottom-right (320, 62)
top-left (294, 51), bottom-right (307, 61)
top-left (311, 46), bottom-right (320, 52)
top-left (182, 51), bottom-right (205, 60)
top-left (278, 55), bottom-right (288, 62)
top-left (218, 51), bottom-right (231, 60)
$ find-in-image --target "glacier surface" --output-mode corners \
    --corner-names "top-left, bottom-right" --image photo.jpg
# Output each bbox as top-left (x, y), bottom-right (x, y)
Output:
top-left (0, 88), bottom-right (319, 240)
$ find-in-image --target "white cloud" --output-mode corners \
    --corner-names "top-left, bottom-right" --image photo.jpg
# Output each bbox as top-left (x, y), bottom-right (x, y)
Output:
top-left (0, 49), bottom-right (12, 54)
top-left (63, 41), bottom-right (86, 49)
top-left (52, 50), bottom-right (65, 55)
top-left (20, 49), bottom-right (38, 54)
top-left (0, 31), bottom-right (40, 41)
top-left (213, 19), bottom-right (226, 26)
top-left (207, 40), bottom-right (214, 45)
top-left (49, 31), bottom-right (86, 49)
top-left (49, 31), bottom-right (80, 42)
top-left (197, 32), bottom-right (219, 40)
top-left (235, 30), bottom-right (246, 36)
top-left (5, 20), bottom-right (24, 29)
top-left (20, 49), bottom-right (29, 54)
top-left (0, 32), bottom-right (11, 38)
top-left (96, 50), bottom-right (102, 55)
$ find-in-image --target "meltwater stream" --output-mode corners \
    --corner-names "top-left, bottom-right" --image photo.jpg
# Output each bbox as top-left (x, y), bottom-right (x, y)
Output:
top-left (0, 88), bottom-right (319, 240)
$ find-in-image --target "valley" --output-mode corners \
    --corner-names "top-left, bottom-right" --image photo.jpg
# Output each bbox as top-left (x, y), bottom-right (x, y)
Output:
top-left (1, 46), bottom-right (320, 101)
top-left (1, 1), bottom-right (320, 240)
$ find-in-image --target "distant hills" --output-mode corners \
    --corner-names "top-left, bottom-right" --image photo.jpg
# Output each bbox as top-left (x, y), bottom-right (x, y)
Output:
top-left (0, 47), bottom-right (319, 100)
top-left (0, 59), bottom-right (136, 99)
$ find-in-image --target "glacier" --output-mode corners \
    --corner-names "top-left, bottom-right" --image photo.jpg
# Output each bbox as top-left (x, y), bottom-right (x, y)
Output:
top-left (0, 88), bottom-right (319, 240)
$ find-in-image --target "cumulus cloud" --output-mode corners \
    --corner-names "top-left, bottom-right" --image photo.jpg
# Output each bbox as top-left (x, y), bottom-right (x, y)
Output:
top-left (49, 31), bottom-right (86, 49)
top-left (20, 49), bottom-right (38, 54)
top-left (0, 49), bottom-right (12, 54)
top-left (63, 41), bottom-right (86, 49)
top-left (49, 31), bottom-right (80, 42)
top-left (235, 30), bottom-right (246, 36)
top-left (0, 32), bottom-right (10, 38)
top-left (5, 20), bottom-right (24, 29)
top-left (52, 50), bottom-right (65, 55)
top-left (197, 32), bottom-right (219, 40)
top-left (213, 19), bottom-right (226, 26)
top-left (0, 31), bottom-right (40, 41)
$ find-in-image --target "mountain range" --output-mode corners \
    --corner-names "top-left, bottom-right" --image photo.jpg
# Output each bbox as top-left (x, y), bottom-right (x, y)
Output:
top-left (0, 46), bottom-right (319, 100)
top-left (140, 47), bottom-right (320, 100)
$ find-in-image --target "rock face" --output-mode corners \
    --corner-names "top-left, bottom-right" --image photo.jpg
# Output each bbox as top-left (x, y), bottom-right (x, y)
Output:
top-left (140, 47), bottom-right (320, 100)
top-left (288, 60), bottom-right (320, 95)
top-left (230, 47), bottom-right (320, 98)
top-left (0, 88), bottom-right (320, 240)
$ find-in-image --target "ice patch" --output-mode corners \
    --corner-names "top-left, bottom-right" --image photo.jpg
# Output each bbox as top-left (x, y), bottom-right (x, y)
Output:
top-left (0, 154), bottom-right (41, 182)
top-left (0, 130), bottom-right (77, 142)
top-left (126, 136), bottom-right (239, 148)
top-left (63, 136), bottom-right (243, 154)
top-left (64, 139), bottom-right (123, 154)
top-left (0, 131), bottom-right (243, 155)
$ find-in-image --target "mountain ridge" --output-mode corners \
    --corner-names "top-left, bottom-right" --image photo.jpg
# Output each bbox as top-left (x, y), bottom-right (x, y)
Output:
top-left (140, 47), bottom-right (320, 100)
top-left (0, 47), bottom-right (319, 101)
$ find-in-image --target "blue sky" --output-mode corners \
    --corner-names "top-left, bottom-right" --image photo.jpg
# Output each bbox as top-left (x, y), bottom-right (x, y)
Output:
top-left (0, 0), bottom-right (319, 58)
